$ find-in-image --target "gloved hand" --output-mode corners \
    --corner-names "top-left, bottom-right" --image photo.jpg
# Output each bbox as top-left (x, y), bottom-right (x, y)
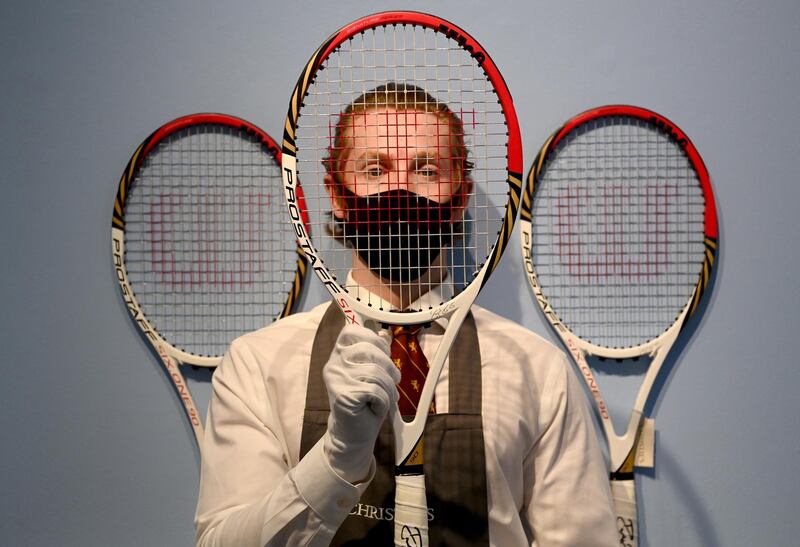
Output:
top-left (322, 323), bottom-right (400, 484)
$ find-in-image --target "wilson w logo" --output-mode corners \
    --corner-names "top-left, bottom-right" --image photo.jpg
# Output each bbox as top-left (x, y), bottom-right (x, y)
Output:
top-left (144, 192), bottom-right (274, 289)
top-left (554, 184), bottom-right (677, 282)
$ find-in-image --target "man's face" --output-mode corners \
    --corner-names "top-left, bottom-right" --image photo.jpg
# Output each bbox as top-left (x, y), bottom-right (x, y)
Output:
top-left (327, 107), bottom-right (465, 216)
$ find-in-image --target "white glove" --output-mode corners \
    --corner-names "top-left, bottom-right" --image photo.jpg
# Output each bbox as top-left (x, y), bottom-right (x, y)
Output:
top-left (322, 323), bottom-right (400, 484)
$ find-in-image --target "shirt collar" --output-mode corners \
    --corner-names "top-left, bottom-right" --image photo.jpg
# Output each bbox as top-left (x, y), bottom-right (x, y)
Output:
top-left (345, 271), bottom-right (453, 330)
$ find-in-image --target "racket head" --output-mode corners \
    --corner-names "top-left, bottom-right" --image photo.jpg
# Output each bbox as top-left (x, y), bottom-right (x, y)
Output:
top-left (520, 105), bottom-right (718, 358)
top-left (112, 113), bottom-right (306, 367)
top-left (282, 11), bottom-right (522, 325)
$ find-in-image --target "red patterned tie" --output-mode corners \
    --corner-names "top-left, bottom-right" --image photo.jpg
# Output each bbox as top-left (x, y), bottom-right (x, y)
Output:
top-left (390, 325), bottom-right (435, 416)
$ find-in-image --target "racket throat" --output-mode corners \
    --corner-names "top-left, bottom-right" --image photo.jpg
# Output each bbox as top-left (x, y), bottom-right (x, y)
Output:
top-left (396, 436), bottom-right (425, 475)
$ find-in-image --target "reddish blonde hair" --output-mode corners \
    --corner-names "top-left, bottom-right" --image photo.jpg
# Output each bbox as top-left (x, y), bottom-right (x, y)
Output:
top-left (323, 82), bottom-right (473, 183)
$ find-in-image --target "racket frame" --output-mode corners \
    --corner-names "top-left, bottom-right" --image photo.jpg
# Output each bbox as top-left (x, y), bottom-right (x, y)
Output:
top-left (112, 113), bottom-right (306, 447)
top-left (519, 104), bottom-right (718, 544)
top-left (281, 10), bottom-right (522, 466)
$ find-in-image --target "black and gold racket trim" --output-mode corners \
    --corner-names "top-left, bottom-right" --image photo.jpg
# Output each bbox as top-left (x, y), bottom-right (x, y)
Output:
top-left (282, 36), bottom-right (337, 155)
top-left (112, 140), bottom-right (149, 230)
top-left (480, 171), bottom-right (522, 289)
top-left (520, 134), bottom-right (557, 223)
top-left (686, 236), bottom-right (718, 321)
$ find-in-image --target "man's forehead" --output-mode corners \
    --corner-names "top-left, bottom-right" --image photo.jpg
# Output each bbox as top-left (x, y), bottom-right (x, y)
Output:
top-left (341, 107), bottom-right (449, 137)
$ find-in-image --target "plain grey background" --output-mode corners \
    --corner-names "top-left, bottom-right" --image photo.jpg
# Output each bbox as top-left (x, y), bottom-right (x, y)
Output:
top-left (2, 1), bottom-right (798, 545)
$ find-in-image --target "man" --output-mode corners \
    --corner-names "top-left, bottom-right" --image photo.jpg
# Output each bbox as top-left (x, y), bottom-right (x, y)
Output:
top-left (195, 83), bottom-right (617, 546)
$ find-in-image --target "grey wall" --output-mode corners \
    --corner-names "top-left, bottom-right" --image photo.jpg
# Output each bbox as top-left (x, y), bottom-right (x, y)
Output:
top-left (2, 1), bottom-right (798, 545)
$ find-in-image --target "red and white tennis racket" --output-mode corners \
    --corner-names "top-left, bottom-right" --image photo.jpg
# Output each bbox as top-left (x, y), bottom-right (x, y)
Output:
top-left (519, 105), bottom-right (718, 546)
top-left (281, 12), bottom-right (521, 546)
top-left (112, 113), bottom-right (307, 450)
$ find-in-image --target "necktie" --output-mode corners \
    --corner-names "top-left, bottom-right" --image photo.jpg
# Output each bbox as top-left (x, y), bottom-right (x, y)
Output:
top-left (390, 325), bottom-right (435, 416)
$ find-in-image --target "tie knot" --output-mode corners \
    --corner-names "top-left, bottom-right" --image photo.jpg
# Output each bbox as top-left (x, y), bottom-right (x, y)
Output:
top-left (391, 325), bottom-right (423, 339)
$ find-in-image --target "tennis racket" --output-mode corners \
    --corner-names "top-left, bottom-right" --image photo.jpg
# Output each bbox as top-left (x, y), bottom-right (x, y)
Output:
top-left (281, 11), bottom-right (521, 546)
top-left (519, 105), bottom-right (718, 546)
top-left (112, 113), bottom-right (307, 450)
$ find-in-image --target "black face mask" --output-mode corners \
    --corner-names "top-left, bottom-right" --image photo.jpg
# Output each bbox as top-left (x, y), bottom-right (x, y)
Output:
top-left (333, 189), bottom-right (461, 283)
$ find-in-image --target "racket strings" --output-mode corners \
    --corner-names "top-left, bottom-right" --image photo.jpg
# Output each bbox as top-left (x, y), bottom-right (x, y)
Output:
top-left (531, 117), bottom-right (706, 348)
top-left (124, 124), bottom-right (298, 357)
top-left (295, 24), bottom-right (510, 311)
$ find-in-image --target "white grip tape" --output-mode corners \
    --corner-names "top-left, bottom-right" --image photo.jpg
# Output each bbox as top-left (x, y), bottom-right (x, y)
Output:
top-left (394, 474), bottom-right (429, 547)
top-left (611, 479), bottom-right (638, 547)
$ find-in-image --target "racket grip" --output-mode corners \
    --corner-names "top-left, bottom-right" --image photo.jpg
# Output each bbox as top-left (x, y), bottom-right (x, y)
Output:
top-left (611, 479), bottom-right (638, 547)
top-left (394, 473), bottom-right (429, 547)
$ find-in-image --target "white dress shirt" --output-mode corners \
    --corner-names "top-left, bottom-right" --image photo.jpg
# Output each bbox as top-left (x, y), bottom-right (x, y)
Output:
top-left (195, 282), bottom-right (617, 546)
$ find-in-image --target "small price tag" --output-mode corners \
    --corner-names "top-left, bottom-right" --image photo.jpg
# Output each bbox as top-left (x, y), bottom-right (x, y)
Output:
top-left (634, 418), bottom-right (655, 469)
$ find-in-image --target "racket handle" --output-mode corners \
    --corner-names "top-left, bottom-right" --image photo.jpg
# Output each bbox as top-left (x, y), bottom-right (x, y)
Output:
top-left (394, 473), bottom-right (429, 547)
top-left (611, 479), bottom-right (638, 547)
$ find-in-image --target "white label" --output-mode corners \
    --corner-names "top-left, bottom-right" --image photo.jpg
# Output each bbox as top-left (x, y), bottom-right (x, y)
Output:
top-left (634, 417), bottom-right (655, 469)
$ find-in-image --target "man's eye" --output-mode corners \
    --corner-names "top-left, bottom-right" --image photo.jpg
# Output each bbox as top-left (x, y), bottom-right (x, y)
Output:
top-left (363, 165), bottom-right (384, 178)
top-left (417, 165), bottom-right (439, 178)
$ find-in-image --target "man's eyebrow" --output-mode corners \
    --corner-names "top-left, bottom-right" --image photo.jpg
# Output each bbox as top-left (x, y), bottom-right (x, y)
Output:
top-left (351, 150), bottom-right (391, 164)
top-left (410, 152), bottom-right (448, 165)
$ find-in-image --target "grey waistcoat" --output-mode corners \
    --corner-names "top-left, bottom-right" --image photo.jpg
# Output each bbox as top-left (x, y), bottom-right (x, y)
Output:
top-left (299, 303), bottom-right (490, 546)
